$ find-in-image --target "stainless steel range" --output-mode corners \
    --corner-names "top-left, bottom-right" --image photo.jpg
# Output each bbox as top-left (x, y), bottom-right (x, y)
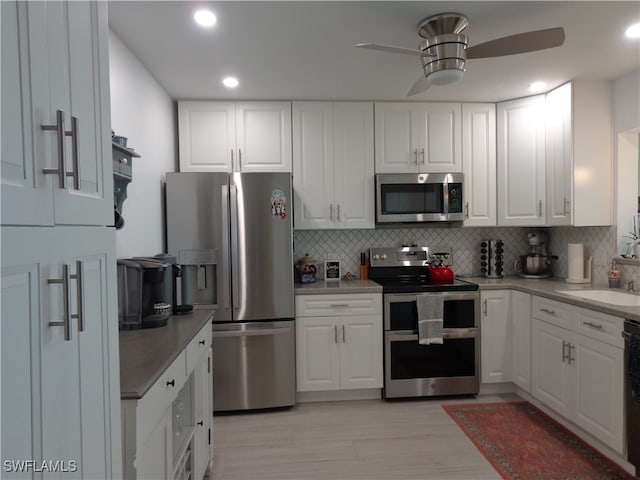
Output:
top-left (369, 246), bottom-right (480, 399)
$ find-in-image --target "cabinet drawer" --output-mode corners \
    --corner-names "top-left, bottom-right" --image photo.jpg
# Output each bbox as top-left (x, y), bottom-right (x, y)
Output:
top-left (136, 351), bottom-right (187, 445)
top-left (573, 309), bottom-right (624, 348)
top-left (296, 293), bottom-right (382, 317)
top-left (112, 149), bottom-right (132, 178)
top-left (532, 296), bottom-right (576, 329)
top-left (186, 322), bottom-right (212, 375)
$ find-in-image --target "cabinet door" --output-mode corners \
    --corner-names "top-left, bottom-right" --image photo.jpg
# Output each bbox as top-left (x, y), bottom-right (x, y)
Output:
top-left (296, 317), bottom-right (340, 391)
top-left (531, 319), bottom-right (574, 417)
top-left (53, 1), bottom-right (113, 226)
top-left (292, 102), bottom-right (335, 229)
top-left (1, 227), bottom-right (48, 470)
top-left (236, 102), bottom-right (292, 172)
top-left (497, 95), bottom-right (546, 226)
top-left (136, 408), bottom-right (172, 480)
top-left (193, 349), bottom-right (213, 480)
top-left (462, 104), bottom-right (496, 226)
top-left (178, 101), bottom-right (235, 172)
top-left (573, 333), bottom-right (624, 454)
top-left (374, 103), bottom-right (418, 173)
top-left (545, 83), bottom-right (572, 226)
top-left (416, 103), bottom-right (462, 172)
top-left (340, 314), bottom-right (383, 389)
top-left (1, 1), bottom-right (54, 226)
top-left (333, 102), bottom-right (375, 229)
top-left (511, 291), bottom-right (531, 392)
top-left (480, 290), bottom-right (512, 383)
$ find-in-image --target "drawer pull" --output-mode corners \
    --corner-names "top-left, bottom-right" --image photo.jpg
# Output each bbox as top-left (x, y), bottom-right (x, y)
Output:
top-left (583, 321), bottom-right (603, 330)
top-left (197, 421), bottom-right (204, 426)
top-left (329, 304), bottom-right (350, 308)
top-left (540, 308), bottom-right (556, 316)
top-left (199, 339), bottom-right (206, 345)
top-left (166, 379), bottom-right (175, 388)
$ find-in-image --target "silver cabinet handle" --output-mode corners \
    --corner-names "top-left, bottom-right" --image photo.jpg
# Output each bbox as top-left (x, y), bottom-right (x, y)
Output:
top-left (42, 109), bottom-right (67, 189)
top-left (330, 304), bottom-right (350, 308)
top-left (65, 116), bottom-right (80, 189)
top-left (562, 340), bottom-right (569, 363)
top-left (330, 204), bottom-right (334, 221)
top-left (465, 202), bottom-right (469, 220)
top-left (342, 324), bottom-right (346, 343)
top-left (563, 198), bottom-right (570, 216)
top-left (239, 148), bottom-right (242, 170)
top-left (337, 204), bottom-right (341, 221)
top-left (71, 261), bottom-right (84, 332)
top-left (568, 343), bottom-right (575, 364)
top-left (413, 149), bottom-right (418, 165)
top-left (230, 149), bottom-right (234, 171)
top-left (482, 299), bottom-right (487, 316)
top-left (584, 321), bottom-right (603, 330)
top-left (420, 148), bottom-right (425, 165)
top-left (48, 264), bottom-right (72, 341)
top-left (334, 325), bottom-right (338, 344)
top-left (538, 199), bottom-right (543, 217)
top-left (540, 308), bottom-right (556, 316)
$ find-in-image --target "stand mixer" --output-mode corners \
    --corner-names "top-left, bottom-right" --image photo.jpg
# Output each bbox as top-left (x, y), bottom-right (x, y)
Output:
top-left (514, 231), bottom-right (553, 278)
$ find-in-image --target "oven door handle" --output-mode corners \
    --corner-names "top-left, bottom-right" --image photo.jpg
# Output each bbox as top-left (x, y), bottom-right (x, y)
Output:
top-left (386, 329), bottom-right (478, 342)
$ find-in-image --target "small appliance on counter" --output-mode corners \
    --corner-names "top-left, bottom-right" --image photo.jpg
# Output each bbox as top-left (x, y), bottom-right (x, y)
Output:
top-left (117, 258), bottom-right (173, 330)
top-left (514, 231), bottom-right (553, 279)
top-left (150, 253), bottom-right (193, 315)
top-left (480, 239), bottom-right (504, 278)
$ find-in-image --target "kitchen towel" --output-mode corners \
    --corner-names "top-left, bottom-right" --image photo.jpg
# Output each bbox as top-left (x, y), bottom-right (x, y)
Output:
top-left (417, 295), bottom-right (444, 345)
top-left (567, 243), bottom-right (585, 281)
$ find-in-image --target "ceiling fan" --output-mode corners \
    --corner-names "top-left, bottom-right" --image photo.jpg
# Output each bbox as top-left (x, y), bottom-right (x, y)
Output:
top-left (356, 12), bottom-right (565, 96)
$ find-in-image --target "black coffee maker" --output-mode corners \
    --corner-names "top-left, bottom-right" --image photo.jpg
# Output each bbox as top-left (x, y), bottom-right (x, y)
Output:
top-left (151, 253), bottom-right (193, 315)
top-left (117, 258), bottom-right (172, 329)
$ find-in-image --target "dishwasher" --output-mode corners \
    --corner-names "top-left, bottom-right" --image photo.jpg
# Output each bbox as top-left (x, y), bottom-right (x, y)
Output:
top-left (624, 319), bottom-right (640, 476)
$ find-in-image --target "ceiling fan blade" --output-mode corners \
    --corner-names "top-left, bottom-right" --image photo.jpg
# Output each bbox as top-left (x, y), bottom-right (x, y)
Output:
top-left (355, 43), bottom-right (436, 57)
top-left (466, 27), bottom-right (565, 59)
top-left (407, 75), bottom-right (430, 96)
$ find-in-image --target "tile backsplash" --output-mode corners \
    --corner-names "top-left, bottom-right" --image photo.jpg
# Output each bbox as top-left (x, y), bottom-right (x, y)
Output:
top-left (295, 224), bottom-right (640, 286)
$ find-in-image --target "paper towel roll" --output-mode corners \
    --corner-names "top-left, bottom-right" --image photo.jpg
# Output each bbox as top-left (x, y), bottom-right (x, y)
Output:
top-left (567, 243), bottom-right (584, 281)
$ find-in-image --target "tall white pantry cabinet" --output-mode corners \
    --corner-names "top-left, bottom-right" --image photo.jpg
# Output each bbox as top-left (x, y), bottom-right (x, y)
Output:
top-left (1, 1), bottom-right (121, 478)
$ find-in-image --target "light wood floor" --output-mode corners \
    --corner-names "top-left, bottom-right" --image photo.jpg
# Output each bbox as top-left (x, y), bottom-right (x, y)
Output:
top-left (211, 394), bottom-right (520, 480)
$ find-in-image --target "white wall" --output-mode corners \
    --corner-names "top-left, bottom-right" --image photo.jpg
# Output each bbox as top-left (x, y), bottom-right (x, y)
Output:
top-left (109, 31), bottom-right (177, 258)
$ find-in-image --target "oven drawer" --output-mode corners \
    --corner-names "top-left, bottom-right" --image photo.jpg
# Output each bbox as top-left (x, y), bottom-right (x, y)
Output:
top-left (296, 293), bottom-right (382, 317)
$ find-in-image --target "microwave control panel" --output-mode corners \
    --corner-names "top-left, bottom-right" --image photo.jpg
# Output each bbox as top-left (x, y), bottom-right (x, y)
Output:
top-left (448, 183), bottom-right (463, 212)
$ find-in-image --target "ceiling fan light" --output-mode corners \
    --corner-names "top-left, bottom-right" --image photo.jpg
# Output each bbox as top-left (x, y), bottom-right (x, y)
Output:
top-left (427, 69), bottom-right (464, 85)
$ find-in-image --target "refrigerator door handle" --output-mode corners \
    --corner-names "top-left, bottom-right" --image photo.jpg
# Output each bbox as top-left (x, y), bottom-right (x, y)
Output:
top-left (230, 183), bottom-right (241, 313)
top-left (221, 184), bottom-right (232, 310)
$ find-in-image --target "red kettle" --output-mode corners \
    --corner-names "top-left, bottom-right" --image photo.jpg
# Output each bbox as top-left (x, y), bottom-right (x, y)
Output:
top-left (428, 264), bottom-right (455, 283)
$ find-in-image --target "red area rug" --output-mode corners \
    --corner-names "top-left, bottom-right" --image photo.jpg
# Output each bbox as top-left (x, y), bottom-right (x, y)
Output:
top-left (443, 401), bottom-right (634, 480)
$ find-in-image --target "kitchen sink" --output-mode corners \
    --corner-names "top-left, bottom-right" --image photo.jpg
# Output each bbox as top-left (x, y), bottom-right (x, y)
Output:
top-left (558, 289), bottom-right (640, 306)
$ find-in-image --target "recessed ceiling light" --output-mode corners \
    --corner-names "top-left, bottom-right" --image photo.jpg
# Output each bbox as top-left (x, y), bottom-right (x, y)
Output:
top-left (194, 9), bottom-right (217, 28)
top-left (625, 22), bottom-right (640, 39)
top-left (223, 77), bottom-right (239, 88)
top-left (528, 81), bottom-right (546, 93)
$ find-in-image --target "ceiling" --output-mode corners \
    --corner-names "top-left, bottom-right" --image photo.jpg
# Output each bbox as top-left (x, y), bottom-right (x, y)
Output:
top-left (108, 1), bottom-right (640, 102)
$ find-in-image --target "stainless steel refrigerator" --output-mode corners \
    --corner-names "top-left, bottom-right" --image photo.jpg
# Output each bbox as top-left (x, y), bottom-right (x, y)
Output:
top-left (166, 172), bottom-right (295, 412)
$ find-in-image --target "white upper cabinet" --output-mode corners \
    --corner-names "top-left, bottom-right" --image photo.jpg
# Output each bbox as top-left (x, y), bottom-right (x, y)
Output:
top-left (497, 95), bottom-right (547, 226)
top-left (178, 101), bottom-right (292, 173)
top-left (374, 102), bottom-right (462, 173)
top-left (1, 1), bottom-right (113, 227)
top-left (462, 103), bottom-right (496, 226)
top-left (293, 102), bottom-right (374, 230)
top-left (545, 81), bottom-right (612, 226)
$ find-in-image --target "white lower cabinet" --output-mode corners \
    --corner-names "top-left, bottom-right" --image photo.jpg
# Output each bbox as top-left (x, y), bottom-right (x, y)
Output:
top-left (510, 291), bottom-right (532, 392)
top-left (295, 294), bottom-right (382, 392)
top-left (122, 324), bottom-right (213, 479)
top-left (480, 290), bottom-right (512, 383)
top-left (531, 296), bottom-right (624, 454)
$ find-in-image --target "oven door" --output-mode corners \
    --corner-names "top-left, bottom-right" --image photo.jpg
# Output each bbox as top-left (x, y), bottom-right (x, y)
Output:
top-left (384, 329), bottom-right (479, 398)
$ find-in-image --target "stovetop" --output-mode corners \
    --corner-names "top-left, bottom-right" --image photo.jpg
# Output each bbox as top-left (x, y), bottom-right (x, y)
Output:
top-left (368, 246), bottom-right (478, 293)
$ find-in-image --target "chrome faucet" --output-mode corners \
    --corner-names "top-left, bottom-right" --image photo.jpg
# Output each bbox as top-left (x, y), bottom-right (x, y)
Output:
top-left (625, 238), bottom-right (640, 258)
top-left (627, 280), bottom-right (636, 293)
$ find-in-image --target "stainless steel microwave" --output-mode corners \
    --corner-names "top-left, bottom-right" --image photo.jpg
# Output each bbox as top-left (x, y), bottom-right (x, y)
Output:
top-left (375, 173), bottom-right (464, 223)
